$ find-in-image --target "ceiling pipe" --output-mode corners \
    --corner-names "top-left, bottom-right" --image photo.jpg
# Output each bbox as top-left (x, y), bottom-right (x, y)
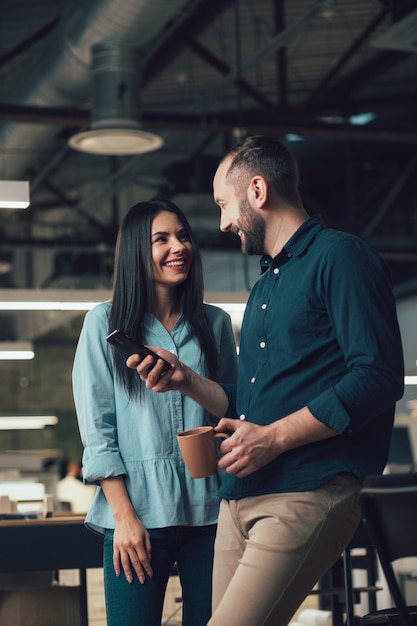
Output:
top-left (0, 0), bottom-right (190, 178)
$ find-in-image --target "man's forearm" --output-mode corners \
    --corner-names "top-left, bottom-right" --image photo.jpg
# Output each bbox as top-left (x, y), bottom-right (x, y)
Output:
top-left (216, 406), bottom-right (339, 478)
top-left (270, 405), bottom-right (338, 454)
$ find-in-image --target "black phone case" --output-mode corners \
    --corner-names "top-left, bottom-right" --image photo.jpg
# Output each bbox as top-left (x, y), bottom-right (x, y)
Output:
top-left (106, 330), bottom-right (171, 373)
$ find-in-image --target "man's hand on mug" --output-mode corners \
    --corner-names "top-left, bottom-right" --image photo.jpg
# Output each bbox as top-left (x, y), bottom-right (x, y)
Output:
top-left (215, 418), bottom-right (279, 478)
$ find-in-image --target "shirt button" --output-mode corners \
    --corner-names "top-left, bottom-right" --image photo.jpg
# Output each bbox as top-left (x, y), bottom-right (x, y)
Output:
top-left (175, 400), bottom-right (181, 406)
top-left (273, 268), bottom-right (279, 275)
top-left (260, 341), bottom-right (266, 348)
top-left (239, 414), bottom-right (246, 421)
top-left (250, 377), bottom-right (256, 383)
top-left (261, 303), bottom-right (267, 309)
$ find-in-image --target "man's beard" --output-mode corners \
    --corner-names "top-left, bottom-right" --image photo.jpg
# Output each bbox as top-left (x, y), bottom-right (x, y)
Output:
top-left (238, 196), bottom-right (266, 256)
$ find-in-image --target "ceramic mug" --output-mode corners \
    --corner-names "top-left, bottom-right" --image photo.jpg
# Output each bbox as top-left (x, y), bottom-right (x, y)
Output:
top-left (177, 426), bottom-right (229, 478)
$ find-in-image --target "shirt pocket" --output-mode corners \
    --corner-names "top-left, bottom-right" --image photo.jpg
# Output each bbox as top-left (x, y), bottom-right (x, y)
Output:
top-left (268, 293), bottom-right (322, 354)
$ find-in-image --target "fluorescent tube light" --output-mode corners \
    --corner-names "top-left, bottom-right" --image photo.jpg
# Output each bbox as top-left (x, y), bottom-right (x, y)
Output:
top-left (0, 342), bottom-right (34, 360)
top-left (405, 376), bottom-right (417, 385)
top-left (207, 302), bottom-right (246, 313)
top-left (0, 301), bottom-right (103, 311)
top-left (0, 289), bottom-right (248, 312)
top-left (0, 415), bottom-right (58, 430)
top-left (0, 180), bottom-right (30, 209)
top-left (0, 289), bottom-right (111, 311)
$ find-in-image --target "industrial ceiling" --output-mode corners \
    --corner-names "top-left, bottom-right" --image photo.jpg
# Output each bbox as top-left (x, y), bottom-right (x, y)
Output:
top-left (1, 0), bottom-right (417, 302)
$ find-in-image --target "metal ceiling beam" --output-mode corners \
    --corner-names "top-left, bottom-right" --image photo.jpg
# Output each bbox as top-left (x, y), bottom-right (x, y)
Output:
top-left (203, 0), bottom-right (336, 94)
top-left (305, 5), bottom-right (389, 105)
top-left (143, 112), bottom-right (417, 145)
top-left (2, 88), bottom-right (416, 125)
top-left (1, 104), bottom-right (417, 144)
top-left (361, 151), bottom-right (417, 239)
top-left (142, 0), bottom-right (235, 83)
top-left (0, 103), bottom-right (89, 126)
top-left (177, 30), bottom-right (277, 110)
top-left (304, 91), bottom-right (417, 114)
top-left (273, 0), bottom-right (288, 108)
top-left (0, 18), bottom-right (60, 68)
top-left (324, 49), bottom-right (412, 101)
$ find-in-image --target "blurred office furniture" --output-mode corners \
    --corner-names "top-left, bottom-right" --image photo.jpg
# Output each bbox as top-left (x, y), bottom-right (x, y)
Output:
top-left (359, 473), bottom-right (417, 626)
top-left (386, 424), bottom-right (417, 474)
top-left (0, 514), bottom-right (103, 626)
top-left (57, 461), bottom-right (96, 513)
top-left (316, 520), bottom-right (380, 626)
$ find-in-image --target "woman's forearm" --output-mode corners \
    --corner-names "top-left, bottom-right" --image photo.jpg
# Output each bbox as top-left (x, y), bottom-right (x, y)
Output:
top-left (99, 475), bottom-right (136, 522)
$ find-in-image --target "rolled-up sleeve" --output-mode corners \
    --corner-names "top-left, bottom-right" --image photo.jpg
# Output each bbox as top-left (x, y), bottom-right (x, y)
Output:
top-left (308, 238), bottom-right (404, 433)
top-left (72, 304), bottom-right (127, 483)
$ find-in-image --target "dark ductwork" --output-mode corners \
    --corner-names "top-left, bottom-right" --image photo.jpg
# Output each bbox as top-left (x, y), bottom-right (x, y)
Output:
top-left (0, 0), bottom-right (189, 177)
top-left (68, 42), bottom-right (163, 155)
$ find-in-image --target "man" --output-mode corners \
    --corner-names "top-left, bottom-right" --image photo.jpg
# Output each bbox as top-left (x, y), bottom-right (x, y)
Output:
top-left (128, 135), bottom-right (404, 626)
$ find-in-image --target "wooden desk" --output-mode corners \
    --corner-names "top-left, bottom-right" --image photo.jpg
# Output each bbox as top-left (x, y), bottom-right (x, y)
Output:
top-left (0, 514), bottom-right (103, 626)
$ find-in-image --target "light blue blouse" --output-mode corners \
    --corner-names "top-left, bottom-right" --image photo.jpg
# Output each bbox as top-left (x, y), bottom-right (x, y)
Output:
top-left (72, 301), bottom-right (238, 534)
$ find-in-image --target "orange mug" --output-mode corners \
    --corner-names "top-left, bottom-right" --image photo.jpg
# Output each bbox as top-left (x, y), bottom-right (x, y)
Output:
top-left (177, 426), bottom-right (229, 478)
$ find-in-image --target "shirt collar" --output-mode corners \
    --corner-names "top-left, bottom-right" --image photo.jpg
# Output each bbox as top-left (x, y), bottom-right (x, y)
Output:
top-left (259, 215), bottom-right (324, 273)
top-left (285, 215), bottom-right (324, 257)
top-left (260, 255), bottom-right (273, 273)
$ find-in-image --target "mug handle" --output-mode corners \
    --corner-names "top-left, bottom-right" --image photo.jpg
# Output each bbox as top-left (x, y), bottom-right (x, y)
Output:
top-left (214, 432), bottom-right (229, 460)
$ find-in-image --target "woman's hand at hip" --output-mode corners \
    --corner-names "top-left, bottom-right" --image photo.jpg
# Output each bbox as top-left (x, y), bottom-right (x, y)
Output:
top-left (113, 513), bottom-right (153, 584)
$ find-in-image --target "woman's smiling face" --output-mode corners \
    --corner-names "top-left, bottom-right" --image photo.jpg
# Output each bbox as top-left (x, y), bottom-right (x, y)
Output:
top-left (151, 210), bottom-right (193, 289)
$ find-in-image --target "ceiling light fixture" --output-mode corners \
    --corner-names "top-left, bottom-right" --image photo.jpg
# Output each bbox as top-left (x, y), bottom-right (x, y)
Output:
top-left (0, 180), bottom-right (30, 209)
top-left (348, 112), bottom-right (376, 126)
top-left (68, 42), bottom-right (163, 156)
top-left (0, 342), bottom-right (34, 360)
top-left (285, 134), bottom-right (305, 142)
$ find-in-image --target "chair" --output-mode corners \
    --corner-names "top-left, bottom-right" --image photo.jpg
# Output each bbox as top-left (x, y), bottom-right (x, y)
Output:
top-left (343, 521), bottom-right (379, 626)
top-left (358, 473), bottom-right (417, 626)
top-left (316, 519), bottom-right (380, 626)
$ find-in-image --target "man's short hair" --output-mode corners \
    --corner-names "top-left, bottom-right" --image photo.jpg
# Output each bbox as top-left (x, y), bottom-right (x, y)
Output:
top-left (222, 135), bottom-right (303, 208)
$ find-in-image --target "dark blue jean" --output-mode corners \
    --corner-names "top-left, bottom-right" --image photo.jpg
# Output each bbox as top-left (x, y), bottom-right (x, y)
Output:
top-left (103, 524), bottom-right (217, 626)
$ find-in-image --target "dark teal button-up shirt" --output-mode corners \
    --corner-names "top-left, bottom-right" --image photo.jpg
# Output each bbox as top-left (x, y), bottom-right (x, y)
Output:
top-left (219, 216), bottom-right (404, 501)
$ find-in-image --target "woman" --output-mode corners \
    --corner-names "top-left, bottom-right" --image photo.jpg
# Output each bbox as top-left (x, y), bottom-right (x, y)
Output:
top-left (72, 199), bottom-right (238, 626)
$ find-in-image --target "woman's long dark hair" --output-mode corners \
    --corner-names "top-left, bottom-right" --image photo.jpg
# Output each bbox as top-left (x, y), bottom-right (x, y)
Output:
top-left (109, 199), bottom-right (219, 398)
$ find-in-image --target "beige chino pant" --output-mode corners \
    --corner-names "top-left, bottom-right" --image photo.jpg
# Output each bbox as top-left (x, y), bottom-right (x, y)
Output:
top-left (208, 473), bottom-right (362, 626)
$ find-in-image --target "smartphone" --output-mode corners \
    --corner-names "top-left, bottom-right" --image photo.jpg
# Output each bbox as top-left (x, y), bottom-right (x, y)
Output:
top-left (106, 330), bottom-right (172, 375)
